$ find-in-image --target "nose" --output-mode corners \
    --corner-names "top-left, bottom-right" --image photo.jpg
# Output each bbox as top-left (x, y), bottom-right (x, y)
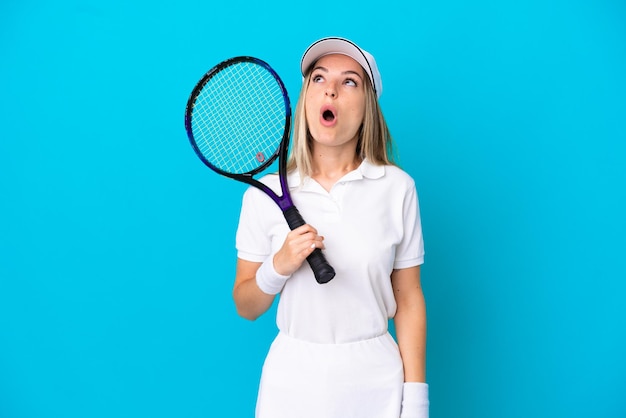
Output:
top-left (325, 87), bottom-right (337, 98)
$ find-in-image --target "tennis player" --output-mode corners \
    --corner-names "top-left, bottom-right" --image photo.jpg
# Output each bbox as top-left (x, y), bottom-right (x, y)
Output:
top-left (233, 36), bottom-right (429, 418)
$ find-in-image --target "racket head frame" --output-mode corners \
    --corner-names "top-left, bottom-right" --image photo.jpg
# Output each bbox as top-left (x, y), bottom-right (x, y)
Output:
top-left (184, 56), bottom-right (294, 209)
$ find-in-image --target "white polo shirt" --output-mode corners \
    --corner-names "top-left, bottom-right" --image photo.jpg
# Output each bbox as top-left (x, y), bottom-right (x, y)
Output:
top-left (236, 159), bottom-right (424, 344)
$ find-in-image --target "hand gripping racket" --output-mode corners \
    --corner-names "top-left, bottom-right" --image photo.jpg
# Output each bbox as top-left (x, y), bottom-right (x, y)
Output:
top-left (184, 56), bottom-right (336, 284)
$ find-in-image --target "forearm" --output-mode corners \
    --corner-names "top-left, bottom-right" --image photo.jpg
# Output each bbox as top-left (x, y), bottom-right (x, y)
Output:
top-left (233, 224), bottom-right (325, 321)
top-left (233, 258), bottom-right (280, 320)
top-left (392, 266), bottom-right (429, 417)
top-left (394, 292), bottom-right (427, 382)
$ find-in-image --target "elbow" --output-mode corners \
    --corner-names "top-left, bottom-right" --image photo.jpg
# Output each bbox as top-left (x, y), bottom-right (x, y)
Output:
top-left (235, 305), bottom-right (262, 321)
top-left (232, 289), bottom-right (264, 321)
top-left (232, 279), bottom-right (273, 321)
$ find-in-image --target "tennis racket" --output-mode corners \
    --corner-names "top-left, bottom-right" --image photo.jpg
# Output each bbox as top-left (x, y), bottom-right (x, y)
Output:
top-left (184, 56), bottom-right (336, 284)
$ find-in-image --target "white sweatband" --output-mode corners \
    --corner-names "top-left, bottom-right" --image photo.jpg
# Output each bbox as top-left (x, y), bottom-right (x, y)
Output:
top-left (255, 258), bottom-right (291, 295)
top-left (400, 382), bottom-right (429, 418)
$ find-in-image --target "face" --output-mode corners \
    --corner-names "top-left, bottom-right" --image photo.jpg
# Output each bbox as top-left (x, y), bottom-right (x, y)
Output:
top-left (304, 54), bottom-right (367, 151)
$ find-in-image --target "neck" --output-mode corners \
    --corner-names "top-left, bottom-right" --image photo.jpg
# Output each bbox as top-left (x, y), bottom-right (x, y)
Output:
top-left (310, 144), bottom-right (361, 191)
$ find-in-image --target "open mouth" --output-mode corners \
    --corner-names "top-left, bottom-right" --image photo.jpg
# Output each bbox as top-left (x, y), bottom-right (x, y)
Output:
top-left (320, 105), bottom-right (337, 126)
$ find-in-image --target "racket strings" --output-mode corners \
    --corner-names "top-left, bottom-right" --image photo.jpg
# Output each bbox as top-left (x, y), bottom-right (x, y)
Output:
top-left (190, 61), bottom-right (287, 174)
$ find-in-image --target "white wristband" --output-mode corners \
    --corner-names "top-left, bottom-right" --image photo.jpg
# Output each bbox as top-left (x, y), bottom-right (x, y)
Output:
top-left (255, 258), bottom-right (291, 295)
top-left (400, 382), bottom-right (429, 418)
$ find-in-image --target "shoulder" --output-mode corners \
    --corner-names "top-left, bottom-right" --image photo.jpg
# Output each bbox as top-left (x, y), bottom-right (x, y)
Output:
top-left (384, 164), bottom-right (414, 182)
top-left (381, 164), bottom-right (416, 191)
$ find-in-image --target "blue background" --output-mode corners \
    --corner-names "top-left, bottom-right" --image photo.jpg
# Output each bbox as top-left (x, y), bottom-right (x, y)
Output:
top-left (1, 0), bottom-right (625, 417)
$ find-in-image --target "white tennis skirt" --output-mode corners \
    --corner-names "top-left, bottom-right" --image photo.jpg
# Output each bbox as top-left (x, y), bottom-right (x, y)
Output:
top-left (255, 331), bottom-right (404, 418)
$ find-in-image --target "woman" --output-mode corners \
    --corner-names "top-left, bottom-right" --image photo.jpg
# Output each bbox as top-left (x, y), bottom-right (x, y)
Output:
top-left (233, 37), bottom-right (429, 418)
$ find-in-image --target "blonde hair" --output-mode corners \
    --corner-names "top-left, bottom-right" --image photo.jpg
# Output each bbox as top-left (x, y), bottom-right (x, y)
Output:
top-left (287, 70), bottom-right (396, 176)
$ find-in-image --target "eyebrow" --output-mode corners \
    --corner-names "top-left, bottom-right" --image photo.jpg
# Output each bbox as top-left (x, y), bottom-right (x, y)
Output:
top-left (312, 66), bottom-right (364, 80)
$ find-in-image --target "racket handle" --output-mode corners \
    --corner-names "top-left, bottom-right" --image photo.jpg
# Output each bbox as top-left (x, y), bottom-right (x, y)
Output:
top-left (283, 206), bottom-right (336, 284)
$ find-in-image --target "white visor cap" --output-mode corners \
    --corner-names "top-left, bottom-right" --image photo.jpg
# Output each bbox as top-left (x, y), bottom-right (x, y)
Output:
top-left (300, 37), bottom-right (382, 98)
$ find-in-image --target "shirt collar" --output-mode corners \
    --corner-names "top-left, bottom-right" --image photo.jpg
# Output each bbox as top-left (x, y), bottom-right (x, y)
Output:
top-left (287, 159), bottom-right (385, 190)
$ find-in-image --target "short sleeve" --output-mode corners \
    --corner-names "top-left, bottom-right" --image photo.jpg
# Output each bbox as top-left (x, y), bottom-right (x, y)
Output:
top-left (393, 181), bottom-right (425, 269)
top-left (235, 187), bottom-right (272, 263)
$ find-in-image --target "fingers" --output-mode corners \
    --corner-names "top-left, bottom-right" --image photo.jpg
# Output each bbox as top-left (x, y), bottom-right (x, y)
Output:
top-left (292, 223), bottom-right (318, 237)
top-left (289, 226), bottom-right (325, 253)
top-left (273, 224), bottom-right (325, 276)
top-left (309, 236), bottom-right (325, 251)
